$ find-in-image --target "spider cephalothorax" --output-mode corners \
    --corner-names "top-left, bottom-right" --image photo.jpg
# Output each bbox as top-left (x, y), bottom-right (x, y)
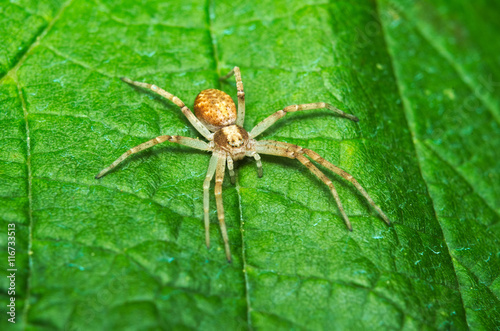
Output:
top-left (213, 125), bottom-right (251, 160)
top-left (96, 67), bottom-right (391, 262)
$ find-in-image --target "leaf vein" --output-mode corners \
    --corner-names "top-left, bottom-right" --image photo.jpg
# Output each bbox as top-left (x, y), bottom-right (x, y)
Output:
top-left (375, 0), bottom-right (469, 324)
top-left (422, 140), bottom-right (499, 220)
top-left (0, 0), bottom-right (75, 83)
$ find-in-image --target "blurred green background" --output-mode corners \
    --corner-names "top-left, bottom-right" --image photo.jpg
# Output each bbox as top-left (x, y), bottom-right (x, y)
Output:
top-left (0, 0), bottom-right (499, 330)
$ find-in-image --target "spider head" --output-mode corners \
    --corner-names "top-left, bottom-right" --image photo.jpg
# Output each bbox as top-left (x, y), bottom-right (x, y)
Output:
top-left (194, 89), bottom-right (237, 131)
top-left (214, 125), bottom-right (249, 160)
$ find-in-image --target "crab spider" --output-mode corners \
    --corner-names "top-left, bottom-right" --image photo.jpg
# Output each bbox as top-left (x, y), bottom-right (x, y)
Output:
top-left (96, 67), bottom-right (391, 262)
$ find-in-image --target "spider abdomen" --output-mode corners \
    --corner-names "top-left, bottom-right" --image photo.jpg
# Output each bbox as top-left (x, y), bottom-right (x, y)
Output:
top-left (194, 89), bottom-right (237, 131)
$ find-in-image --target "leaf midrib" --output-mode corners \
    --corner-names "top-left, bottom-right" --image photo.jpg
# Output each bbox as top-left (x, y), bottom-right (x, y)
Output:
top-left (375, 0), bottom-right (475, 327)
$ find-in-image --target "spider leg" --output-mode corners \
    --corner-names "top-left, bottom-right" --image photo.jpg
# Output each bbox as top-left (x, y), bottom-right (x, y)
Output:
top-left (95, 135), bottom-right (210, 179)
top-left (255, 140), bottom-right (391, 227)
top-left (227, 155), bottom-right (236, 184)
top-left (220, 66), bottom-right (245, 126)
top-left (246, 150), bottom-right (263, 177)
top-left (249, 103), bottom-right (359, 139)
top-left (203, 154), bottom-right (219, 249)
top-left (303, 148), bottom-right (391, 225)
top-left (215, 154), bottom-right (232, 262)
top-left (255, 142), bottom-right (351, 229)
top-left (296, 153), bottom-right (352, 230)
top-left (121, 77), bottom-right (213, 140)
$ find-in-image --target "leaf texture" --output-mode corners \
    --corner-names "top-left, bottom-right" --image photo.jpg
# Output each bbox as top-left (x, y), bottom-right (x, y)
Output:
top-left (0, 0), bottom-right (498, 330)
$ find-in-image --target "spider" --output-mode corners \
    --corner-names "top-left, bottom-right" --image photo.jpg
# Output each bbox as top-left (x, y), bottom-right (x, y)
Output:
top-left (96, 67), bottom-right (391, 262)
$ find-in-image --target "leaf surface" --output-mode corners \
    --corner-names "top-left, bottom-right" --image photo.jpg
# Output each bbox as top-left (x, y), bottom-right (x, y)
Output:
top-left (0, 0), bottom-right (499, 330)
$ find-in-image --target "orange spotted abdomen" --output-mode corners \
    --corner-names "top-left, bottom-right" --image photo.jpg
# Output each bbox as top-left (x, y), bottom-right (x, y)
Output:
top-left (194, 89), bottom-right (237, 131)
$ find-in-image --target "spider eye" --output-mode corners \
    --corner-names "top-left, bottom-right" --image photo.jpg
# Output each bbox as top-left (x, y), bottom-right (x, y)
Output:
top-left (228, 138), bottom-right (243, 147)
top-left (194, 89), bottom-right (237, 131)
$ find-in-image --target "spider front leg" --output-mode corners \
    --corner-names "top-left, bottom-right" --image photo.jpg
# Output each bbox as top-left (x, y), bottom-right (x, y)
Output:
top-left (220, 66), bottom-right (245, 126)
top-left (121, 77), bottom-right (213, 140)
top-left (249, 103), bottom-right (359, 139)
top-left (95, 135), bottom-right (210, 179)
top-left (215, 154), bottom-right (232, 262)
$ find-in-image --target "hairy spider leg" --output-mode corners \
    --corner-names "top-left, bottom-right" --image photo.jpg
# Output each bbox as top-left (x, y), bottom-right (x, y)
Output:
top-left (249, 103), bottom-right (359, 139)
top-left (254, 142), bottom-right (351, 230)
top-left (295, 153), bottom-right (352, 230)
top-left (121, 77), bottom-right (213, 140)
top-left (95, 135), bottom-right (209, 179)
top-left (215, 155), bottom-right (232, 262)
top-left (203, 154), bottom-right (219, 249)
top-left (304, 147), bottom-right (391, 225)
top-left (255, 140), bottom-right (391, 227)
top-left (220, 66), bottom-right (245, 126)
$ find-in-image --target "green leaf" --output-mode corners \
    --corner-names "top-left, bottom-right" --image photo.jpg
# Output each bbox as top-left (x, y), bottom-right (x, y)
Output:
top-left (1, 0), bottom-right (499, 329)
